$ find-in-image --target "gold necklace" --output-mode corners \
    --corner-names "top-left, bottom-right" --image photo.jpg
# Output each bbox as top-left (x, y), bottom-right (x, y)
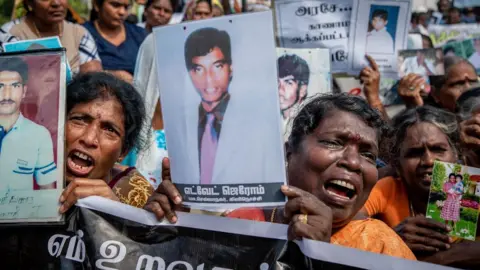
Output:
top-left (32, 19), bottom-right (63, 38)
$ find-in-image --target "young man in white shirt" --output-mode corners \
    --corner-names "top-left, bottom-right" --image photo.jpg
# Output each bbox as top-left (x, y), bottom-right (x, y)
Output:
top-left (366, 9), bottom-right (394, 55)
top-left (0, 57), bottom-right (57, 191)
top-left (401, 50), bottom-right (436, 78)
top-left (468, 39), bottom-right (480, 70)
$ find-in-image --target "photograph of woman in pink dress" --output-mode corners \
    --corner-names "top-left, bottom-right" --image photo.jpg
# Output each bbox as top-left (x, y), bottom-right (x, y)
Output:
top-left (441, 173), bottom-right (464, 230)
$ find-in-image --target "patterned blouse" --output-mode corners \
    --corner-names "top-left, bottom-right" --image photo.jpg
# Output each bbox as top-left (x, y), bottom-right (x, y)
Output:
top-left (109, 167), bottom-right (154, 208)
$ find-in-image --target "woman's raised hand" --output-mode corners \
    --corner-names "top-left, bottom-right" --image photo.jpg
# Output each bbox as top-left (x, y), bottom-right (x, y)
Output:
top-left (394, 215), bottom-right (452, 254)
top-left (281, 185), bottom-right (333, 242)
top-left (59, 177), bottom-right (119, 214)
top-left (144, 158), bottom-right (183, 223)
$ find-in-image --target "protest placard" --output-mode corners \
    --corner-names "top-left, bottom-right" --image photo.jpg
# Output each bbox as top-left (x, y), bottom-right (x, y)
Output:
top-left (276, 48), bottom-right (331, 134)
top-left (443, 38), bottom-right (480, 73)
top-left (428, 24), bottom-right (480, 47)
top-left (153, 12), bottom-right (286, 209)
top-left (3, 37), bottom-right (73, 82)
top-left (428, 161), bottom-right (480, 241)
top-left (0, 196), bottom-right (458, 270)
top-left (273, 0), bottom-right (353, 72)
top-left (348, 0), bottom-right (412, 76)
top-left (454, 0), bottom-right (480, 8)
top-left (0, 49), bottom-right (66, 224)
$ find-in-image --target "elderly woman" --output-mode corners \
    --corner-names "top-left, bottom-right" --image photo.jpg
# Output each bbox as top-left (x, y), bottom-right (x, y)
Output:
top-left (59, 72), bottom-right (153, 212)
top-left (84, 0), bottom-right (148, 83)
top-left (361, 105), bottom-right (480, 268)
top-left (397, 56), bottom-right (478, 111)
top-left (145, 94), bottom-right (415, 259)
top-left (1, 0), bottom-right (102, 74)
top-left (457, 86), bottom-right (480, 168)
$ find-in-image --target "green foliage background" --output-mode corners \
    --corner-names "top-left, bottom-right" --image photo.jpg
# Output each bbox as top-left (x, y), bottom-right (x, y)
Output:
top-left (0, 0), bottom-right (15, 25)
top-left (432, 162), bottom-right (447, 193)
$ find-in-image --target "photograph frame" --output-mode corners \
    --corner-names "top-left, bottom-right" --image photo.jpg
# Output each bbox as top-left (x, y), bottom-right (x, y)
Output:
top-left (154, 12), bottom-right (287, 209)
top-left (427, 161), bottom-right (480, 240)
top-left (0, 48), bottom-right (66, 224)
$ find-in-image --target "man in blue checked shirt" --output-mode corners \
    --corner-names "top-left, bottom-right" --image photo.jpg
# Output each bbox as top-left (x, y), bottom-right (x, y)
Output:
top-left (0, 57), bottom-right (56, 190)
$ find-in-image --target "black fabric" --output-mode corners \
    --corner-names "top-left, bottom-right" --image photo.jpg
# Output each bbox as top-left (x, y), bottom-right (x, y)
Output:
top-left (0, 206), bottom-right (363, 270)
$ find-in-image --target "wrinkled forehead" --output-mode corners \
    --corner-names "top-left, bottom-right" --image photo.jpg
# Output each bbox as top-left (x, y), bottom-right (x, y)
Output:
top-left (313, 110), bottom-right (379, 146)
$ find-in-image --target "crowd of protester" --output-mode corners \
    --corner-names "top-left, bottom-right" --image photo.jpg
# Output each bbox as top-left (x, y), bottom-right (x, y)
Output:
top-left (1, 0), bottom-right (480, 268)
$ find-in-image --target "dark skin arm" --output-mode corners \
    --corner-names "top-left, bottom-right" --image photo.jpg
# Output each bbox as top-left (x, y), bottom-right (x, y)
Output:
top-left (360, 55), bottom-right (389, 121)
top-left (394, 215), bottom-right (452, 255)
top-left (421, 241), bottom-right (480, 268)
top-left (145, 159), bottom-right (334, 242)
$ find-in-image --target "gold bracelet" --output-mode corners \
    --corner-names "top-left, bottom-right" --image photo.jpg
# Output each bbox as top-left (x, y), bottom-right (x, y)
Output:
top-left (270, 207), bottom-right (277, 223)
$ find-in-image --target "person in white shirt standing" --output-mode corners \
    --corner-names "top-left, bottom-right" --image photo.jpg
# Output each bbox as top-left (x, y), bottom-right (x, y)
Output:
top-left (468, 39), bottom-right (480, 71)
top-left (366, 9), bottom-right (394, 55)
top-left (0, 57), bottom-right (56, 191)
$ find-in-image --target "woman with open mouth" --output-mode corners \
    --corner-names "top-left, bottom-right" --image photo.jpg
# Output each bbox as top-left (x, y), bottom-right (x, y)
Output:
top-left (361, 105), bottom-right (480, 268)
top-left (58, 72), bottom-right (154, 214)
top-left (145, 93), bottom-right (416, 260)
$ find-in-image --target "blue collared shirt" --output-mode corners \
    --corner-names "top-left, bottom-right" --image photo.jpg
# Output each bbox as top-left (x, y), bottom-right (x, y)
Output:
top-left (0, 114), bottom-right (57, 190)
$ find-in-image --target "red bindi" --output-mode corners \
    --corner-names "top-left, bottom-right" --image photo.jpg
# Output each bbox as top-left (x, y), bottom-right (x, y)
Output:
top-left (349, 133), bottom-right (361, 142)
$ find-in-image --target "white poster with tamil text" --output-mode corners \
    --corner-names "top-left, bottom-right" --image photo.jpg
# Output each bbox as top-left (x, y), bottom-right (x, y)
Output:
top-left (274, 0), bottom-right (353, 72)
top-left (348, 0), bottom-right (412, 76)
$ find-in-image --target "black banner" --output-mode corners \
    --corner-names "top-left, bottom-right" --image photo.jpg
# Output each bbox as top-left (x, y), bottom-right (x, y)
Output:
top-left (0, 197), bottom-right (456, 270)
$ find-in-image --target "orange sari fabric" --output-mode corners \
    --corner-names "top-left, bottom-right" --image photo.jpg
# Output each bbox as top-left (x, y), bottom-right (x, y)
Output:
top-left (226, 209), bottom-right (416, 260)
top-left (331, 218), bottom-right (416, 260)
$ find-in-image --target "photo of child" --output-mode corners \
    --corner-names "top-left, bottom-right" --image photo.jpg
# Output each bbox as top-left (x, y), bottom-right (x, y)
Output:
top-left (365, 5), bottom-right (399, 55)
top-left (427, 161), bottom-right (480, 240)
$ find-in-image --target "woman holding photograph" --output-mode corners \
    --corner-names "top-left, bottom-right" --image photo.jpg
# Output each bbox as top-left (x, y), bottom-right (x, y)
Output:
top-left (398, 56), bottom-right (478, 111)
top-left (58, 72), bottom-right (153, 213)
top-left (1, 0), bottom-right (103, 74)
top-left (361, 106), bottom-right (480, 268)
top-left (144, 94), bottom-right (416, 260)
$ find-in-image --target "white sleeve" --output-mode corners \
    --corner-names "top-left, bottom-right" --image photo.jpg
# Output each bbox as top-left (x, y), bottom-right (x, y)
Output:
top-left (34, 127), bottom-right (57, 186)
top-left (133, 33), bottom-right (159, 121)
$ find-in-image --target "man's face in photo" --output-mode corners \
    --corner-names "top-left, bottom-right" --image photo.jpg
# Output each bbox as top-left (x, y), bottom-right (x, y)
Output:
top-left (189, 47), bottom-right (231, 103)
top-left (278, 75), bottom-right (306, 111)
top-left (0, 71), bottom-right (26, 116)
top-left (372, 16), bottom-right (387, 31)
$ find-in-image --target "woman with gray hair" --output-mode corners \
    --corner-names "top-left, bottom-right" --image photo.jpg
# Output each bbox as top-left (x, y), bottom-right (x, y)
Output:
top-left (456, 86), bottom-right (480, 168)
top-left (430, 56), bottom-right (478, 111)
top-left (359, 105), bottom-right (480, 266)
top-left (397, 56), bottom-right (478, 112)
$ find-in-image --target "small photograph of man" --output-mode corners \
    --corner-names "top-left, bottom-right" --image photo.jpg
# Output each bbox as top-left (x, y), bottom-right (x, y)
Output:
top-left (468, 38), bottom-right (480, 70)
top-left (277, 54), bottom-right (310, 120)
top-left (365, 6), bottom-right (398, 55)
top-left (0, 57), bottom-right (57, 191)
top-left (184, 27), bottom-right (232, 185)
top-left (399, 49), bottom-right (444, 79)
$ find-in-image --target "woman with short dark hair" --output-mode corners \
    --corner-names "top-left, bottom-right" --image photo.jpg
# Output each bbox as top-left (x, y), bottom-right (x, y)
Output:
top-left (59, 72), bottom-right (153, 212)
top-left (84, 0), bottom-right (147, 83)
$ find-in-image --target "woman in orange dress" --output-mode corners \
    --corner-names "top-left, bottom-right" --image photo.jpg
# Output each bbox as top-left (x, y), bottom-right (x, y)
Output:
top-left (145, 94), bottom-right (416, 260)
top-left (362, 105), bottom-right (480, 268)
